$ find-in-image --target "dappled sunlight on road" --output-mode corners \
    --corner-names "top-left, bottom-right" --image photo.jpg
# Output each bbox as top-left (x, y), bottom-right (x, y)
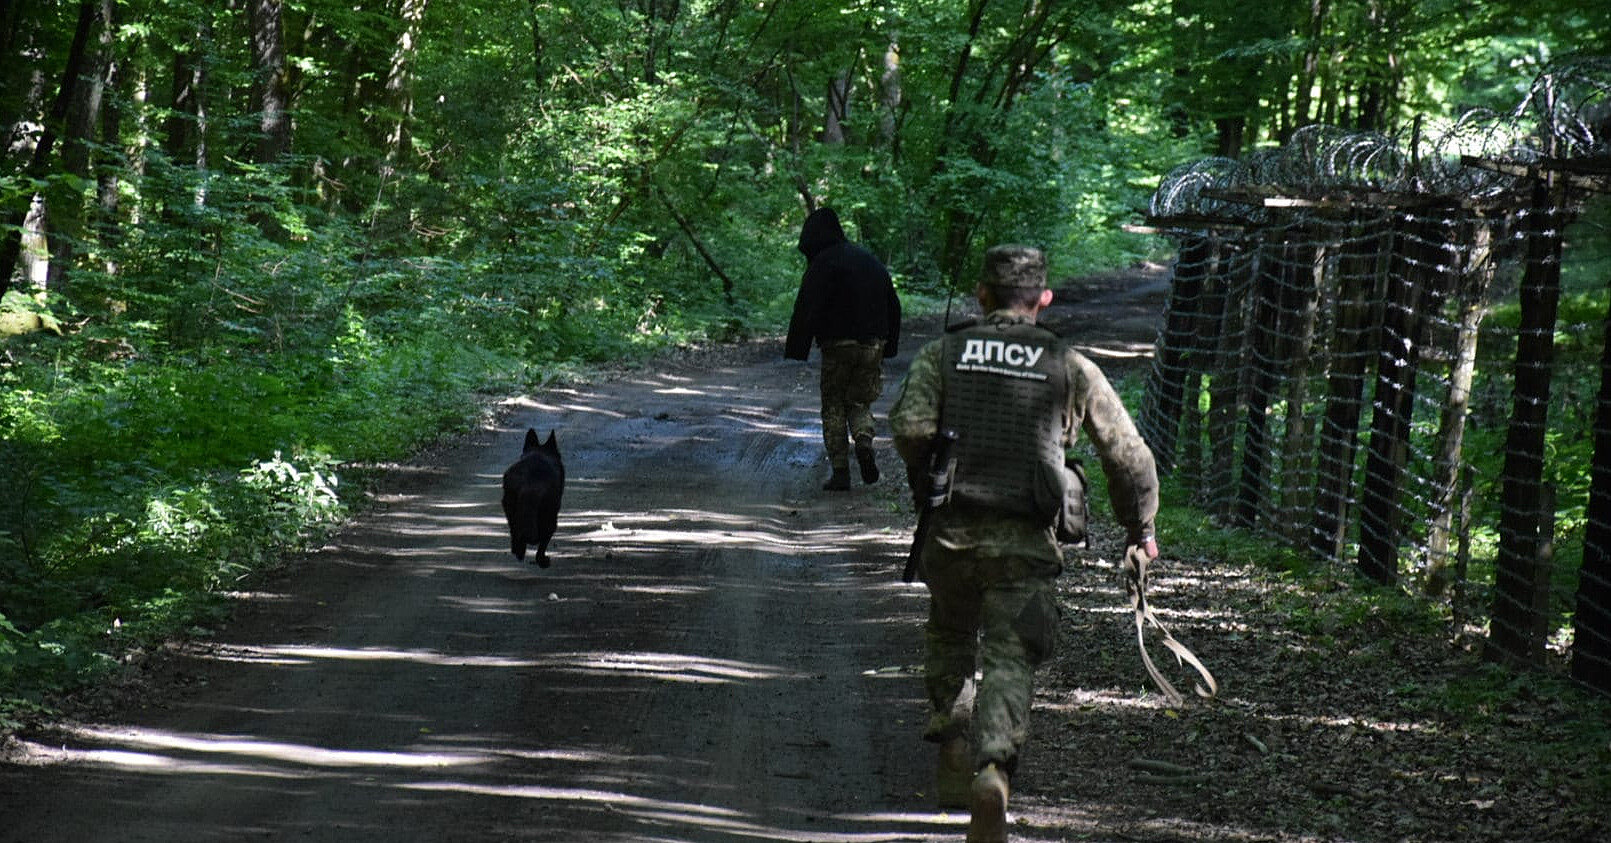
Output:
top-left (193, 644), bottom-right (541, 668)
top-left (551, 501), bottom-right (908, 564)
top-left (618, 582), bottom-right (710, 596)
top-left (38, 726), bottom-right (493, 769)
top-left (180, 644), bottom-right (807, 685)
top-left (436, 594), bottom-right (541, 615)
top-left (401, 780), bottom-right (962, 841)
top-left (547, 650), bottom-right (809, 683)
top-left (9, 745), bottom-right (308, 778)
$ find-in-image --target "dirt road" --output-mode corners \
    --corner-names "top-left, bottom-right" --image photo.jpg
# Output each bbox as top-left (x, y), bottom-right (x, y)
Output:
top-left (0, 267), bottom-right (1234, 843)
top-left (0, 322), bottom-right (957, 841)
top-left (0, 259), bottom-right (1180, 841)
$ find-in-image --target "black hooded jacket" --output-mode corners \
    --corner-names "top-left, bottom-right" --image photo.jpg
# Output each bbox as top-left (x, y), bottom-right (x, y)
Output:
top-left (784, 208), bottom-right (902, 361)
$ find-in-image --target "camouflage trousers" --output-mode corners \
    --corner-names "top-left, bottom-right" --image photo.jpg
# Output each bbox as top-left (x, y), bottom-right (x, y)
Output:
top-left (921, 541), bottom-right (1060, 770)
top-left (818, 340), bottom-right (885, 470)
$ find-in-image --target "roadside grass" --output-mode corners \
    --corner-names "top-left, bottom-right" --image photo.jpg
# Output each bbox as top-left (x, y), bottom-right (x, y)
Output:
top-left (0, 303), bottom-right (743, 730)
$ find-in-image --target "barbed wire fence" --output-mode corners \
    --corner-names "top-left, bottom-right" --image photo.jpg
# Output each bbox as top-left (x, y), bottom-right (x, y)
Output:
top-left (1133, 57), bottom-right (1611, 695)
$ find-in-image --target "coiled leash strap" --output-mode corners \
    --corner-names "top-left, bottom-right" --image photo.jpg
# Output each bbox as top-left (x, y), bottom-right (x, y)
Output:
top-left (1124, 545), bottom-right (1218, 705)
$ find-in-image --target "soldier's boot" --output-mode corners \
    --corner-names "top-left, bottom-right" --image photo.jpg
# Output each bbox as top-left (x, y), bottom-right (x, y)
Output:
top-left (966, 763), bottom-right (1010, 843)
top-left (854, 440), bottom-right (880, 484)
top-left (935, 735), bottom-right (972, 809)
top-left (822, 466), bottom-right (851, 491)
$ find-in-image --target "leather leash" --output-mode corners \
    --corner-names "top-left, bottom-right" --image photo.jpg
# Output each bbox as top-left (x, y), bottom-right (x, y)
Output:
top-left (1124, 545), bottom-right (1218, 705)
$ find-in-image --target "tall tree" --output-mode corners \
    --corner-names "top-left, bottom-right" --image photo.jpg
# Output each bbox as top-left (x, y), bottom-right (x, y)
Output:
top-left (380, 0), bottom-right (427, 179)
top-left (0, 0), bottom-right (99, 297)
top-left (44, 0), bottom-right (117, 293)
top-left (1575, 292), bottom-right (1611, 695)
top-left (248, 0), bottom-right (290, 163)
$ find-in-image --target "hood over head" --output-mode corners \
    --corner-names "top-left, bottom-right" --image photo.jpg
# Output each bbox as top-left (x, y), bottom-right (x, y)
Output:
top-left (797, 207), bottom-right (847, 259)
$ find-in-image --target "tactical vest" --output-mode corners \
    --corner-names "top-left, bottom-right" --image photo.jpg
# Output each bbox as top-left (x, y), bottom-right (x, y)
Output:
top-left (939, 317), bottom-right (1069, 522)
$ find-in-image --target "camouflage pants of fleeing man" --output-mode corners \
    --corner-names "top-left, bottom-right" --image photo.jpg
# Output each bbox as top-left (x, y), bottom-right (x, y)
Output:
top-left (818, 339), bottom-right (885, 489)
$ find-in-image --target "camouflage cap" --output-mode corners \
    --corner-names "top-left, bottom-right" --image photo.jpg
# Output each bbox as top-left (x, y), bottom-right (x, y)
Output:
top-left (981, 245), bottom-right (1047, 289)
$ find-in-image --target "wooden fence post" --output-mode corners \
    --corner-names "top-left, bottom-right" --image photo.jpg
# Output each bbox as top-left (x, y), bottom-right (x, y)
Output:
top-left (1234, 229), bottom-right (1287, 529)
top-left (1277, 238), bottom-right (1324, 544)
top-left (1178, 234), bottom-right (1227, 484)
top-left (1311, 216), bottom-right (1387, 560)
top-left (1573, 262), bottom-right (1611, 694)
top-left (1425, 215), bottom-right (1497, 592)
top-left (1205, 241), bottom-right (1250, 518)
top-left (1488, 176), bottom-right (1566, 668)
top-left (1357, 211), bottom-right (1456, 584)
top-left (1143, 235), bottom-right (1212, 474)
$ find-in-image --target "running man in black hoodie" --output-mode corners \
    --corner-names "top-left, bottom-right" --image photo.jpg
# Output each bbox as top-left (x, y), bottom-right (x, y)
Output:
top-left (785, 207), bottom-right (903, 491)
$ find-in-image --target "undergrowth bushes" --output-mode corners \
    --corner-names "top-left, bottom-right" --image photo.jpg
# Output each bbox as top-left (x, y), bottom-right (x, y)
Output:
top-left (0, 312), bottom-right (483, 721)
top-left (0, 227), bottom-right (791, 725)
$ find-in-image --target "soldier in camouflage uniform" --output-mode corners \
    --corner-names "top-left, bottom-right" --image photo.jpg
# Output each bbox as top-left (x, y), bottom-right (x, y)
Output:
top-left (786, 207), bottom-right (902, 490)
top-left (889, 245), bottom-right (1158, 843)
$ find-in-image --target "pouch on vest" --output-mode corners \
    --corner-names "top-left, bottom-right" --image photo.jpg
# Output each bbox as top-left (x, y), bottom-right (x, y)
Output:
top-left (1056, 460), bottom-right (1089, 547)
top-left (1030, 459), bottom-right (1067, 533)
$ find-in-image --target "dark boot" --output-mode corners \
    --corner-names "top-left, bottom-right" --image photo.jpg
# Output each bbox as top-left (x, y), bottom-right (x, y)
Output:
top-left (822, 468), bottom-right (851, 491)
top-left (966, 763), bottom-right (1010, 843)
top-left (854, 441), bottom-right (879, 484)
top-left (935, 734), bottom-right (972, 809)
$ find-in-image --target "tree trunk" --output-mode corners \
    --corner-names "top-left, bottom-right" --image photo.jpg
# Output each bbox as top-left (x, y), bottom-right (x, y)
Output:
top-left (164, 44), bottom-right (202, 162)
top-left (932, 0), bottom-right (988, 287)
top-left (1235, 233), bottom-right (1283, 529)
top-left (1357, 213), bottom-right (1456, 584)
top-left (640, 0), bottom-right (679, 85)
top-left (1206, 244), bottom-right (1251, 517)
top-left (45, 0), bottom-right (115, 293)
top-left (0, 2), bottom-right (47, 159)
top-left (1489, 179), bottom-right (1567, 669)
top-left (93, 9), bottom-right (126, 252)
top-left (1292, 0), bottom-right (1328, 128)
top-left (0, 0), bottom-right (96, 298)
top-left (1572, 265), bottom-right (1611, 696)
top-left (528, 0), bottom-right (544, 93)
top-left (248, 0), bottom-right (290, 163)
top-left (1278, 240), bottom-right (1324, 545)
top-left (880, 40), bottom-right (902, 152)
top-left (1143, 235), bottom-right (1212, 473)
top-left (1310, 217), bottom-right (1386, 560)
top-left (823, 71), bottom-right (849, 145)
top-left (382, 0), bottom-right (427, 173)
top-left (1425, 219), bottom-right (1496, 593)
top-left (656, 183), bottom-right (733, 307)
top-left (1182, 236), bottom-right (1230, 486)
top-left (1214, 116), bottom-right (1244, 158)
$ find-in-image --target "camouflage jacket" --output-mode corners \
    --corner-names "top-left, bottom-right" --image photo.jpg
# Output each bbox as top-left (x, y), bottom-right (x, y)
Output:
top-left (889, 310), bottom-right (1159, 566)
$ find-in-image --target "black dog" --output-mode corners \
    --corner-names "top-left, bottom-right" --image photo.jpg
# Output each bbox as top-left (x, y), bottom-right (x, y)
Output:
top-left (501, 428), bottom-right (564, 567)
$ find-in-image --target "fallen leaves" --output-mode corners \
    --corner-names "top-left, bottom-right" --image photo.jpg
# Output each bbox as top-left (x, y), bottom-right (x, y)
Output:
top-left (1009, 529), bottom-right (1611, 842)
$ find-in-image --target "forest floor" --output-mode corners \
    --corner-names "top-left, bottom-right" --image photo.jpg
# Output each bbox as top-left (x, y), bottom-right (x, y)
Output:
top-left (2, 265), bottom-right (1607, 842)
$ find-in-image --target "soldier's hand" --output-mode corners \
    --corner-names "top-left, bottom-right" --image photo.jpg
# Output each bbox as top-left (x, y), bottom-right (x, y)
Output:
top-left (1122, 536), bottom-right (1156, 583)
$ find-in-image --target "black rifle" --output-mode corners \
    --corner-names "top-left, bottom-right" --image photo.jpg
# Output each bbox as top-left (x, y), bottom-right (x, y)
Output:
top-left (903, 429), bottom-right (960, 583)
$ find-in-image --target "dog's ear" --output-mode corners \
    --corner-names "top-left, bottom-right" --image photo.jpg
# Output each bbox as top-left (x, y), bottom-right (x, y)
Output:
top-left (524, 428), bottom-right (542, 452)
top-left (544, 430), bottom-right (558, 451)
